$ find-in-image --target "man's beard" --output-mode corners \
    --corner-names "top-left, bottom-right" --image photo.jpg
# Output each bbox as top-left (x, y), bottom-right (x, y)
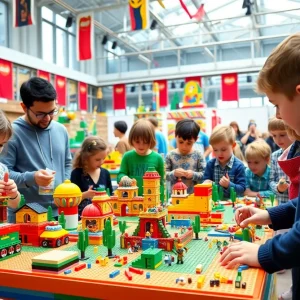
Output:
top-left (27, 113), bottom-right (52, 130)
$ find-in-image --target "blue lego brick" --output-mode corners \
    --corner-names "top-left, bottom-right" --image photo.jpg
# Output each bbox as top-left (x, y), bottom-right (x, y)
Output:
top-left (142, 238), bottom-right (158, 250)
top-left (238, 265), bottom-right (249, 271)
top-left (170, 219), bottom-right (191, 228)
top-left (87, 263), bottom-right (92, 269)
top-left (109, 270), bottom-right (120, 278)
top-left (207, 229), bottom-right (231, 238)
top-left (146, 272), bottom-right (150, 279)
top-left (64, 269), bottom-right (71, 275)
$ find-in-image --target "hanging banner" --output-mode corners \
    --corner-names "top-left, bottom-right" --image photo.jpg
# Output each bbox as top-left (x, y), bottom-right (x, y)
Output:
top-left (179, 1), bottom-right (205, 21)
top-left (221, 73), bottom-right (239, 101)
top-left (79, 82), bottom-right (88, 111)
top-left (76, 12), bottom-right (94, 61)
top-left (113, 84), bottom-right (126, 110)
top-left (55, 75), bottom-right (66, 106)
top-left (154, 80), bottom-right (168, 108)
top-left (13, 0), bottom-right (34, 27)
top-left (0, 59), bottom-right (13, 100)
top-left (37, 70), bottom-right (50, 82)
top-left (182, 76), bottom-right (203, 108)
top-left (129, 0), bottom-right (149, 31)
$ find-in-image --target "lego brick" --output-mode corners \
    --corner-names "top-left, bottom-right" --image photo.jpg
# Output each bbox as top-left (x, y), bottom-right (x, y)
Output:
top-left (32, 250), bottom-right (78, 265)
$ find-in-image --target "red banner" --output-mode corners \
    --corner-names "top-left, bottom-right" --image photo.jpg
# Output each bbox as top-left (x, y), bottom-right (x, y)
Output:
top-left (0, 59), bottom-right (13, 100)
top-left (154, 80), bottom-right (168, 107)
top-left (55, 75), bottom-right (66, 106)
top-left (221, 73), bottom-right (239, 101)
top-left (37, 70), bottom-right (50, 82)
top-left (13, 0), bottom-right (34, 27)
top-left (185, 76), bottom-right (202, 86)
top-left (76, 13), bottom-right (93, 61)
top-left (79, 82), bottom-right (88, 111)
top-left (113, 84), bottom-right (126, 110)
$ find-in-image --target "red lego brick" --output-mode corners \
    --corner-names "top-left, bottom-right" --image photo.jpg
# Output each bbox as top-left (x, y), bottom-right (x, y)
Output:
top-left (75, 263), bottom-right (86, 272)
top-left (194, 185), bottom-right (212, 196)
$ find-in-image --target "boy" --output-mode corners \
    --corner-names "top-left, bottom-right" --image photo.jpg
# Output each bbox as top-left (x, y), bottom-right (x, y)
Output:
top-left (165, 119), bottom-right (206, 194)
top-left (203, 125), bottom-right (246, 198)
top-left (244, 140), bottom-right (273, 197)
top-left (220, 33), bottom-right (300, 300)
top-left (268, 117), bottom-right (293, 204)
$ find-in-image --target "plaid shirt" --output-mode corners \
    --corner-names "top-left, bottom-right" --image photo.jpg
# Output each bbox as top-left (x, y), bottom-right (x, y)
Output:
top-left (203, 155), bottom-right (246, 197)
top-left (245, 165), bottom-right (273, 197)
top-left (269, 149), bottom-right (289, 204)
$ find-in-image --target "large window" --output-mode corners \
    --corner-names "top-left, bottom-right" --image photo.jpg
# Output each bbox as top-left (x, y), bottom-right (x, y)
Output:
top-left (68, 80), bottom-right (78, 111)
top-left (0, 1), bottom-right (8, 46)
top-left (13, 65), bottom-right (36, 101)
top-left (42, 7), bottom-right (78, 69)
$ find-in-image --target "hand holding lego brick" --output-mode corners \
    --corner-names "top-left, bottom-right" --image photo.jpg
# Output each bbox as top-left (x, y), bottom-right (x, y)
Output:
top-left (219, 173), bottom-right (230, 188)
top-left (0, 178), bottom-right (18, 198)
top-left (277, 178), bottom-right (290, 193)
top-left (185, 170), bottom-right (194, 179)
top-left (82, 185), bottom-right (96, 199)
top-left (174, 168), bottom-right (186, 178)
top-left (235, 206), bottom-right (271, 228)
top-left (219, 241), bottom-right (261, 269)
top-left (34, 169), bottom-right (55, 187)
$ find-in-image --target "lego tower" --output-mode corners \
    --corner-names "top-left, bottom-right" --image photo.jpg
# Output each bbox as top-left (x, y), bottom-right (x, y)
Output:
top-left (143, 167), bottom-right (161, 210)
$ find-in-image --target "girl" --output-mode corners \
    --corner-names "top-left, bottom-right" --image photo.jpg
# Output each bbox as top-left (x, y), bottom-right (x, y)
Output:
top-left (117, 119), bottom-right (165, 203)
top-left (0, 110), bottom-right (21, 211)
top-left (166, 119), bottom-right (206, 194)
top-left (71, 136), bottom-right (112, 218)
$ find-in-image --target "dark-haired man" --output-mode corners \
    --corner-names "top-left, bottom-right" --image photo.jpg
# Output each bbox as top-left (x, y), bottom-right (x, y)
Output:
top-left (1, 77), bottom-right (72, 222)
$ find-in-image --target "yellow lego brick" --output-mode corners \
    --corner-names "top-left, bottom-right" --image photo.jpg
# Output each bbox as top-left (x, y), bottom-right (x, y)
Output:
top-left (214, 272), bottom-right (220, 279)
top-left (197, 275), bottom-right (205, 288)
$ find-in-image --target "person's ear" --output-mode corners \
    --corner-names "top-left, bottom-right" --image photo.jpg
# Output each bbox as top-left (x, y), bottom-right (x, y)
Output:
top-left (296, 84), bottom-right (300, 95)
top-left (232, 142), bottom-right (236, 149)
top-left (20, 103), bottom-right (27, 113)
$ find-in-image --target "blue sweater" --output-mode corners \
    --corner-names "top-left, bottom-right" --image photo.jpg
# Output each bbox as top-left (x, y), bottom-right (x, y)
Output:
top-left (258, 197), bottom-right (300, 299)
top-left (0, 118), bottom-right (72, 221)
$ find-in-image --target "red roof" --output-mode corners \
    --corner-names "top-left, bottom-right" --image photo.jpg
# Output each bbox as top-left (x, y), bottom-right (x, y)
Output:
top-left (143, 167), bottom-right (161, 179)
top-left (82, 203), bottom-right (103, 218)
top-left (172, 179), bottom-right (188, 191)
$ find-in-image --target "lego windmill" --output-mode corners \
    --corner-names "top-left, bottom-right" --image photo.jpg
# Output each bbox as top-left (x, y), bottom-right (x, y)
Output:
top-left (53, 180), bottom-right (82, 230)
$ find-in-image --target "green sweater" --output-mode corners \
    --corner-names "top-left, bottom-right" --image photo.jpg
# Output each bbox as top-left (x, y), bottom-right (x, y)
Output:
top-left (117, 150), bottom-right (165, 203)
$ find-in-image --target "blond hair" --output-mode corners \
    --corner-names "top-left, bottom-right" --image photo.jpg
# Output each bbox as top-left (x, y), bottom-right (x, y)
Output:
top-left (257, 33), bottom-right (300, 99)
top-left (129, 119), bottom-right (156, 149)
top-left (286, 125), bottom-right (300, 141)
top-left (73, 136), bottom-right (107, 171)
top-left (209, 125), bottom-right (236, 146)
top-left (268, 116), bottom-right (287, 132)
top-left (245, 140), bottom-right (271, 161)
top-left (234, 143), bottom-right (246, 165)
top-left (0, 110), bottom-right (12, 141)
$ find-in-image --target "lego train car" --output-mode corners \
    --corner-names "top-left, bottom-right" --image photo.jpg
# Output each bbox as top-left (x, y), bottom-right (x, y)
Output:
top-left (0, 223), bottom-right (21, 260)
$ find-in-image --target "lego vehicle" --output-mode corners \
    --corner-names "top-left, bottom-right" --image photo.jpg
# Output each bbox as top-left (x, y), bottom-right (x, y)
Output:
top-left (40, 224), bottom-right (69, 248)
top-left (0, 224), bottom-right (21, 259)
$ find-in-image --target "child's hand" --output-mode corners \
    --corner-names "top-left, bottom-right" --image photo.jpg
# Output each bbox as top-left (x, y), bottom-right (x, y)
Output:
top-left (219, 241), bottom-right (261, 269)
top-left (84, 186), bottom-right (96, 199)
top-left (203, 179), bottom-right (213, 184)
top-left (185, 170), bottom-right (194, 179)
top-left (235, 206), bottom-right (271, 228)
top-left (0, 179), bottom-right (18, 198)
top-left (277, 178), bottom-right (289, 193)
top-left (174, 168), bottom-right (186, 178)
top-left (219, 173), bottom-right (230, 188)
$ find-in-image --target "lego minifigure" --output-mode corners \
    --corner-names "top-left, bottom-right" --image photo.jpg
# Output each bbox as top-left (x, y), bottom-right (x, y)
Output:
top-left (175, 243), bottom-right (188, 264)
top-left (145, 231), bottom-right (151, 239)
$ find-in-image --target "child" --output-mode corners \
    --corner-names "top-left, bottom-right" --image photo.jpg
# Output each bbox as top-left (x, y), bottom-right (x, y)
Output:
top-left (117, 119), bottom-right (164, 203)
top-left (0, 110), bottom-right (21, 213)
top-left (71, 136), bottom-right (112, 218)
top-left (244, 140), bottom-right (273, 197)
top-left (203, 125), bottom-right (246, 198)
top-left (233, 143), bottom-right (247, 167)
top-left (268, 117), bottom-right (293, 204)
top-left (165, 119), bottom-right (206, 194)
top-left (219, 33), bottom-right (300, 300)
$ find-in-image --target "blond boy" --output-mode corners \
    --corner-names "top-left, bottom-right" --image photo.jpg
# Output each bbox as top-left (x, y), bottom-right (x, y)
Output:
top-left (268, 117), bottom-right (293, 204)
top-left (203, 125), bottom-right (246, 197)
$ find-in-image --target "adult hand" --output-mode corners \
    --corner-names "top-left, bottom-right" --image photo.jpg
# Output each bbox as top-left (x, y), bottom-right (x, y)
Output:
top-left (185, 170), bottom-right (194, 179)
top-left (219, 241), bottom-right (261, 269)
top-left (219, 173), bottom-right (230, 188)
top-left (34, 170), bottom-right (55, 187)
top-left (174, 168), bottom-right (186, 178)
top-left (235, 206), bottom-right (271, 228)
top-left (0, 179), bottom-right (18, 198)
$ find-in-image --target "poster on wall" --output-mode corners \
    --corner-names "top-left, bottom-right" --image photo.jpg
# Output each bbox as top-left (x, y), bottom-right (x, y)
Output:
top-left (37, 70), bottom-right (50, 82)
top-left (76, 12), bottom-right (94, 61)
top-left (0, 59), bottom-right (13, 100)
top-left (129, 0), bottom-right (149, 30)
top-left (55, 75), bottom-right (66, 106)
top-left (221, 73), bottom-right (239, 101)
top-left (13, 0), bottom-right (34, 27)
top-left (182, 77), bottom-right (204, 108)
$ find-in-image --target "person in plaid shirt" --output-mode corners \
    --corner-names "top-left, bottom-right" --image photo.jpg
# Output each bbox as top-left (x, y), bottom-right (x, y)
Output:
top-left (203, 125), bottom-right (246, 198)
top-left (268, 117), bottom-right (293, 204)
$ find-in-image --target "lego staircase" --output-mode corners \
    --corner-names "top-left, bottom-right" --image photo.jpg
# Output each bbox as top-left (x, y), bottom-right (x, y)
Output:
top-left (158, 220), bottom-right (171, 238)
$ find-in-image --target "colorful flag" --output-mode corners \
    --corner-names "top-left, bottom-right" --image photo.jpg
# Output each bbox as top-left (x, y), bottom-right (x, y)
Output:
top-left (154, 80), bottom-right (168, 107)
top-left (13, 0), bottom-right (34, 27)
top-left (113, 84), bottom-right (126, 110)
top-left (79, 82), bottom-right (88, 111)
top-left (0, 59), bottom-right (13, 100)
top-left (221, 73), bottom-right (239, 101)
top-left (37, 70), bottom-right (50, 82)
top-left (129, 0), bottom-right (149, 30)
top-left (76, 12), bottom-right (94, 60)
top-left (55, 75), bottom-right (66, 106)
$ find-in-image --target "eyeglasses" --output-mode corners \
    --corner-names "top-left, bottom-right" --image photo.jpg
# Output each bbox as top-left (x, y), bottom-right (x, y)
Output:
top-left (28, 108), bottom-right (58, 120)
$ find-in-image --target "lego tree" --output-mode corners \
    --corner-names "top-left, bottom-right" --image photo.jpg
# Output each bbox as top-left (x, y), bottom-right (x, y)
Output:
top-left (58, 212), bottom-right (66, 229)
top-left (47, 206), bottom-right (54, 221)
top-left (77, 228), bottom-right (89, 260)
top-left (212, 184), bottom-right (219, 204)
top-left (218, 186), bottom-right (224, 201)
top-left (269, 193), bottom-right (275, 206)
top-left (230, 187), bottom-right (237, 208)
top-left (102, 219), bottom-right (116, 258)
top-left (192, 215), bottom-right (201, 239)
top-left (119, 220), bottom-right (127, 249)
top-left (18, 194), bottom-right (25, 208)
top-left (242, 228), bottom-right (251, 242)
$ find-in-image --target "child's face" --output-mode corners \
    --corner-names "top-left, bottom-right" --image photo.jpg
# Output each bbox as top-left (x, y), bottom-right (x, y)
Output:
top-left (247, 157), bottom-right (268, 176)
top-left (87, 150), bottom-right (107, 170)
top-left (267, 91), bottom-right (300, 136)
top-left (270, 130), bottom-right (292, 150)
top-left (212, 141), bottom-right (234, 164)
top-left (132, 139), bottom-right (150, 156)
top-left (176, 137), bottom-right (196, 155)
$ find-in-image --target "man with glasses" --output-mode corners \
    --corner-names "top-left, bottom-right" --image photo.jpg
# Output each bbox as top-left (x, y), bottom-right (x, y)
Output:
top-left (1, 77), bottom-right (72, 222)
